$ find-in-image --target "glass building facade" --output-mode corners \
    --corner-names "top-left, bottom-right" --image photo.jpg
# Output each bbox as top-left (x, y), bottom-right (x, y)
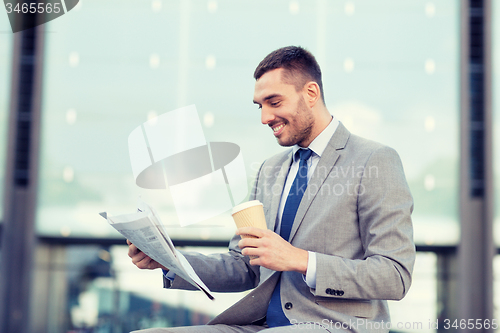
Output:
top-left (38, 0), bottom-right (460, 244)
top-left (2, 0), bottom-right (498, 332)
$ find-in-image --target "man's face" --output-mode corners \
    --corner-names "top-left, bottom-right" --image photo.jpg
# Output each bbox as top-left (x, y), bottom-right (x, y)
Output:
top-left (253, 68), bottom-right (315, 147)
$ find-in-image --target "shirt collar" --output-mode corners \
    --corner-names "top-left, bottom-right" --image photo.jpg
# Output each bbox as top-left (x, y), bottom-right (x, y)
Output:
top-left (292, 116), bottom-right (340, 162)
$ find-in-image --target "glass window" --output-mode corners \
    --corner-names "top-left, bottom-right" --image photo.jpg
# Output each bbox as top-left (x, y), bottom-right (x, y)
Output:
top-left (0, 12), bottom-right (13, 222)
top-left (32, 1), bottom-right (461, 332)
top-left (32, 244), bottom-right (247, 332)
top-left (38, 0), bottom-right (460, 245)
top-left (388, 252), bottom-right (437, 332)
top-left (326, 1), bottom-right (460, 246)
top-left (32, 246), bottom-right (438, 332)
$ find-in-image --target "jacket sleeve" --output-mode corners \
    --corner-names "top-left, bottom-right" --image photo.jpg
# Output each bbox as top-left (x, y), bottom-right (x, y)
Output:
top-left (313, 146), bottom-right (415, 300)
top-left (164, 163), bottom-right (265, 292)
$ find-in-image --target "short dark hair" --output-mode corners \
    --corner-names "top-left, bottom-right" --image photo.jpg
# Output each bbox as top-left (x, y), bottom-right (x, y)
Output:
top-left (254, 46), bottom-right (324, 103)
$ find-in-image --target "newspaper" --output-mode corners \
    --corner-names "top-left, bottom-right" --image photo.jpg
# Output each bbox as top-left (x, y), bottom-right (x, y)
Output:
top-left (102, 199), bottom-right (215, 300)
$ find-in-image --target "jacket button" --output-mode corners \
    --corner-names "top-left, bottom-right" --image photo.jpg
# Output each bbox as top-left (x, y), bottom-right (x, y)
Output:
top-left (284, 302), bottom-right (293, 310)
top-left (325, 288), bottom-right (332, 295)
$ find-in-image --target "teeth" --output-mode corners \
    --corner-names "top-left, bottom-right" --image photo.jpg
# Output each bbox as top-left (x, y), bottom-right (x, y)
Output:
top-left (273, 124), bottom-right (284, 132)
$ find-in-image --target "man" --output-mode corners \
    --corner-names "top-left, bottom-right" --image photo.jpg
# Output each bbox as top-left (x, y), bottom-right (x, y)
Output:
top-left (129, 46), bottom-right (415, 333)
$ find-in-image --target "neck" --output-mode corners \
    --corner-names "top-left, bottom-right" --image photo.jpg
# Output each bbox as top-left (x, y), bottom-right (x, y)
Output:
top-left (299, 106), bottom-right (332, 147)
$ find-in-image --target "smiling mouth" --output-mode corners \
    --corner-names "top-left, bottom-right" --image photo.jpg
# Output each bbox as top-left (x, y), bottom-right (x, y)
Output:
top-left (272, 123), bottom-right (285, 136)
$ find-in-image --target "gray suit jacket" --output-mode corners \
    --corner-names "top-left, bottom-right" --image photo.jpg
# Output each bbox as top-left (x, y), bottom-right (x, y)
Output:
top-left (166, 123), bottom-right (415, 332)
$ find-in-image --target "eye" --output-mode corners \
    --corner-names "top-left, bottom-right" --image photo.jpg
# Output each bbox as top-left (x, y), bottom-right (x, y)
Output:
top-left (270, 101), bottom-right (281, 107)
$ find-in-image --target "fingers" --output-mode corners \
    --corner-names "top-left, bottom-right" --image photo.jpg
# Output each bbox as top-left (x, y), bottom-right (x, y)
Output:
top-left (237, 229), bottom-right (307, 272)
top-left (127, 240), bottom-right (149, 267)
top-left (127, 242), bottom-right (141, 258)
top-left (126, 240), bottom-right (166, 270)
top-left (133, 252), bottom-right (153, 269)
top-left (236, 227), bottom-right (266, 238)
top-left (238, 229), bottom-right (277, 250)
top-left (130, 250), bottom-right (158, 269)
top-left (131, 250), bottom-right (148, 263)
top-left (238, 232), bottom-right (268, 261)
top-left (241, 245), bottom-right (261, 258)
top-left (239, 236), bottom-right (259, 248)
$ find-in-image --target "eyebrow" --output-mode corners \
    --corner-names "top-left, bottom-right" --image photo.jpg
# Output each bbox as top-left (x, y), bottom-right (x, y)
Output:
top-left (253, 94), bottom-right (282, 104)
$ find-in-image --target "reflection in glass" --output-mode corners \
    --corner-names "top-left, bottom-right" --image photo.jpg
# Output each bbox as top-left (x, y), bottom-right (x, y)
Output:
top-left (38, 0), bottom-right (459, 246)
top-left (29, 1), bottom-right (461, 332)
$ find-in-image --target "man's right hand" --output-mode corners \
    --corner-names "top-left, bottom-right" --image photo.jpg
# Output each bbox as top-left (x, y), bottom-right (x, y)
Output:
top-left (127, 239), bottom-right (168, 271)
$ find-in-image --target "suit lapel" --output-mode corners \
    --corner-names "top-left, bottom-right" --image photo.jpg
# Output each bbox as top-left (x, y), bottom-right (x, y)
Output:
top-left (289, 122), bottom-right (350, 242)
top-left (267, 151), bottom-right (293, 231)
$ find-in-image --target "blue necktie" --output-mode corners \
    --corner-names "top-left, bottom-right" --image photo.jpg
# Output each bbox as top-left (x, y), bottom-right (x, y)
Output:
top-left (266, 148), bottom-right (313, 327)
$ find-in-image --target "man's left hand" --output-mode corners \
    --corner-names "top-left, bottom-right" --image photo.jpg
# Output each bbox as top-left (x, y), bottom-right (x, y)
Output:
top-left (236, 227), bottom-right (308, 274)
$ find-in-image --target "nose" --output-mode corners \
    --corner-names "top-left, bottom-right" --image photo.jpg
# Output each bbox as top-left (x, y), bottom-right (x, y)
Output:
top-left (261, 107), bottom-right (275, 125)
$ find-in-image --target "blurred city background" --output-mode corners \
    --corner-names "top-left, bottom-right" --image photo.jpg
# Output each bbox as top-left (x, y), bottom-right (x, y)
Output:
top-left (0, 0), bottom-right (498, 332)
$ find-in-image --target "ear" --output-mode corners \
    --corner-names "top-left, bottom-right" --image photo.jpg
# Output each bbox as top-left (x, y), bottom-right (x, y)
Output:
top-left (304, 81), bottom-right (321, 108)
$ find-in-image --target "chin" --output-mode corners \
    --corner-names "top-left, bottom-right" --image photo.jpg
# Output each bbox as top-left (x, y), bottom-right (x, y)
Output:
top-left (277, 138), bottom-right (296, 147)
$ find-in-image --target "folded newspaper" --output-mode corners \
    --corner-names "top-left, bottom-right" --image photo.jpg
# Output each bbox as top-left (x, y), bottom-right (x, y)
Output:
top-left (102, 198), bottom-right (215, 300)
